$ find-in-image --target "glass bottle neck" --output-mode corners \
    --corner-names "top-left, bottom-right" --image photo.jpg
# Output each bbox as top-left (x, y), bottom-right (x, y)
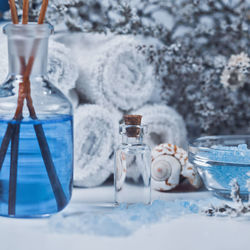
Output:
top-left (8, 37), bottom-right (49, 77)
top-left (3, 24), bottom-right (53, 78)
top-left (122, 134), bottom-right (144, 145)
top-left (120, 124), bottom-right (147, 145)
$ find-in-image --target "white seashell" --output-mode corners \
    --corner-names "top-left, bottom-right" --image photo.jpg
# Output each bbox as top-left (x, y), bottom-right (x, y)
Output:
top-left (115, 152), bottom-right (127, 191)
top-left (151, 155), bottom-right (172, 181)
top-left (181, 162), bottom-right (202, 189)
top-left (151, 143), bottom-right (202, 191)
top-left (151, 155), bottom-right (181, 191)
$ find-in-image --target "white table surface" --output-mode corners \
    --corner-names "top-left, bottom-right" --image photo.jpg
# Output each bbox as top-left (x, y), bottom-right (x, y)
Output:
top-left (0, 186), bottom-right (250, 250)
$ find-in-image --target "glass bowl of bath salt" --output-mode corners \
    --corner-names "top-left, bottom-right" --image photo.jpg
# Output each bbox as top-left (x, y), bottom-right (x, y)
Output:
top-left (189, 135), bottom-right (250, 200)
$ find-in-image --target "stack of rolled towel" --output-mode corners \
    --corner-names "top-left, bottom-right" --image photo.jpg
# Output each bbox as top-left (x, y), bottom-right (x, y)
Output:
top-left (51, 32), bottom-right (188, 187)
top-left (4, 31), bottom-right (186, 188)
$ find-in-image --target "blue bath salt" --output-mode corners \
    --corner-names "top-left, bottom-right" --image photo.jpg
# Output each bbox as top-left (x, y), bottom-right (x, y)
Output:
top-left (209, 144), bottom-right (250, 164)
top-left (49, 200), bottom-right (201, 237)
top-left (197, 144), bottom-right (250, 193)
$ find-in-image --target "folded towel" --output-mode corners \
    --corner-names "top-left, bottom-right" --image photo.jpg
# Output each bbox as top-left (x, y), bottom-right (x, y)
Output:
top-left (133, 104), bottom-right (187, 149)
top-left (0, 33), bottom-right (79, 105)
top-left (75, 35), bottom-right (156, 111)
top-left (74, 104), bottom-right (120, 187)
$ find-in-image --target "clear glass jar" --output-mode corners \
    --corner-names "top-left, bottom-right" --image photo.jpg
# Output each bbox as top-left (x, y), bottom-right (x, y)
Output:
top-left (115, 123), bottom-right (151, 205)
top-left (189, 135), bottom-right (250, 200)
top-left (0, 23), bottom-right (73, 217)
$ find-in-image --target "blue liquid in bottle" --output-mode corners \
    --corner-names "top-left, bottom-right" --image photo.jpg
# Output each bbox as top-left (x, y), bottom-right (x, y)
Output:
top-left (0, 115), bottom-right (73, 217)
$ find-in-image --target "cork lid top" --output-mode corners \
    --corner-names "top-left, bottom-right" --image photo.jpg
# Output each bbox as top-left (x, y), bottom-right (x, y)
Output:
top-left (123, 115), bottom-right (142, 137)
top-left (124, 115), bottom-right (142, 126)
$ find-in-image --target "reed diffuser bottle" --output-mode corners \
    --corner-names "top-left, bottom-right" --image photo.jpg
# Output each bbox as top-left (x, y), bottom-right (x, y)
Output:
top-left (115, 115), bottom-right (151, 205)
top-left (0, 22), bottom-right (73, 217)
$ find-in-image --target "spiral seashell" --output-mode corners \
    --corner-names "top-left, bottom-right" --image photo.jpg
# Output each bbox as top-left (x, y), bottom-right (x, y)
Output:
top-left (115, 152), bottom-right (127, 191)
top-left (151, 154), bottom-right (181, 190)
top-left (181, 162), bottom-right (202, 189)
top-left (151, 143), bottom-right (202, 191)
top-left (152, 155), bottom-right (172, 181)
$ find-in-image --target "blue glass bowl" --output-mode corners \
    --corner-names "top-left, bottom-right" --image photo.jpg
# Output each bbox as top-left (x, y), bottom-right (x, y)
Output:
top-left (189, 135), bottom-right (250, 200)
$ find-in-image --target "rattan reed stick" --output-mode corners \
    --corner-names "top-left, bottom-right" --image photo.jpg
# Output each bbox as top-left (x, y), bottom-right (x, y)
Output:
top-left (8, 0), bottom-right (19, 24)
top-left (38, 0), bottom-right (48, 24)
top-left (22, 0), bottom-right (29, 24)
top-left (8, 124), bottom-right (20, 215)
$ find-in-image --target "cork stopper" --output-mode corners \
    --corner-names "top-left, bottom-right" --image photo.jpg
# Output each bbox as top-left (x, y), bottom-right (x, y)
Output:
top-left (123, 115), bottom-right (142, 137)
top-left (124, 115), bottom-right (142, 126)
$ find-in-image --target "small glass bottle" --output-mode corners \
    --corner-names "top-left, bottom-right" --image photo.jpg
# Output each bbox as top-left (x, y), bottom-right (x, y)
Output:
top-left (115, 115), bottom-right (151, 205)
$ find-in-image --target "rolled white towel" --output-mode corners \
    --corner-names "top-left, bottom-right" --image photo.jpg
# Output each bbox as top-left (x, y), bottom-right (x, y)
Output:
top-left (74, 104), bottom-right (120, 187)
top-left (133, 104), bottom-right (188, 149)
top-left (0, 32), bottom-right (79, 106)
top-left (48, 40), bottom-right (79, 94)
top-left (75, 35), bottom-right (156, 111)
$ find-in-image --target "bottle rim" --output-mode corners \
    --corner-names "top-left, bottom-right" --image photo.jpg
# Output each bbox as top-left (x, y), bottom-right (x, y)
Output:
top-left (3, 22), bottom-right (54, 38)
top-left (119, 123), bottom-right (148, 136)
